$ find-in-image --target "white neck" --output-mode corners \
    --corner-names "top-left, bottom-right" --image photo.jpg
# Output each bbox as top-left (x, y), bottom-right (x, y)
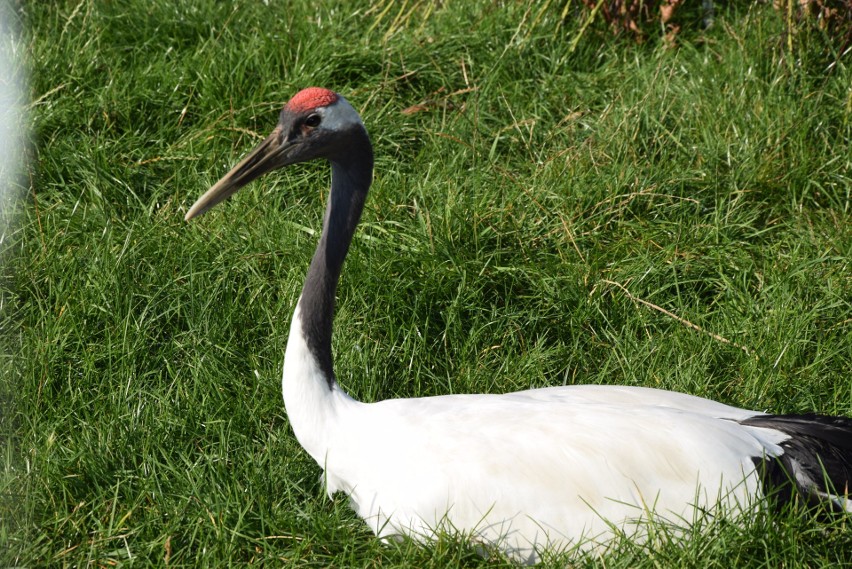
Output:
top-left (281, 301), bottom-right (354, 464)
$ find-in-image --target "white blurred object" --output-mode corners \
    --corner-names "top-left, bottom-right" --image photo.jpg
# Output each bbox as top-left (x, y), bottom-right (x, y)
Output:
top-left (0, 2), bottom-right (26, 243)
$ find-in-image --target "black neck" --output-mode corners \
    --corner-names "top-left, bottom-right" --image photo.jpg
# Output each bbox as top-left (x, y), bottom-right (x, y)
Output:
top-left (298, 126), bottom-right (373, 389)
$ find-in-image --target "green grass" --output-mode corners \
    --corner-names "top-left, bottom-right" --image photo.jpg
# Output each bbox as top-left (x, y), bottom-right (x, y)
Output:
top-left (3, 1), bottom-right (851, 566)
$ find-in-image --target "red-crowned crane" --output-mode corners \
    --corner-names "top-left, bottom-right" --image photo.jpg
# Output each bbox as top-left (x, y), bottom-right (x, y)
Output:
top-left (185, 87), bottom-right (852, 563)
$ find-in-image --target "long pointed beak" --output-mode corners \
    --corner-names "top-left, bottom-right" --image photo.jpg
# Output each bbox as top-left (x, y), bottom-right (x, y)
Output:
top-left (185, 126), bottom-right (291, 221)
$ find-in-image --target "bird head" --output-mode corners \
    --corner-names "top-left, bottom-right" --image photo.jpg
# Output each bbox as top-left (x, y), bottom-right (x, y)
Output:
top-left (184, 87), bottom-right (365, 221)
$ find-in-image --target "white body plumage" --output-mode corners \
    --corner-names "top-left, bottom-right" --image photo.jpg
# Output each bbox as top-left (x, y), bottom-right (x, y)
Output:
top-left (283, 303), bottom-right (787, 562)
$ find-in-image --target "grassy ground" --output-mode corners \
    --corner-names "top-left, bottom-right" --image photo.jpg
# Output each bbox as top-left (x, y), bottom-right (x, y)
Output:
top-left (3, 1), bottom-right (851, 566)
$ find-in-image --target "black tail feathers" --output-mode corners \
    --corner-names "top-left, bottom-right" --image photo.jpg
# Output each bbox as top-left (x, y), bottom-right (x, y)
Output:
top-left (741, 413), bottom-right (852, 513)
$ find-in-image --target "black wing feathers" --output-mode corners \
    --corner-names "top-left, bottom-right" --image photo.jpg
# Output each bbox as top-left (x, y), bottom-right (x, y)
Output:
top-left (742, 413), bottom-right (852, 511)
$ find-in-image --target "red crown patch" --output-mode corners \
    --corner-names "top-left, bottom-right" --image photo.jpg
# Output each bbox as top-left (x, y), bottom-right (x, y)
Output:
top-left (286, 87), bottom-right (338, 113)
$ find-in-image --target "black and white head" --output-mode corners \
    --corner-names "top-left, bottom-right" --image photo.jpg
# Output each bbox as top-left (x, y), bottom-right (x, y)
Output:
top-left (185, 87), bottom-right (368, 221)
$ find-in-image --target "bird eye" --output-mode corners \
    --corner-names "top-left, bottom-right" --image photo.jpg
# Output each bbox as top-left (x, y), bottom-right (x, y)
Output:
top-left (304, 114), bottom-right (322, 128)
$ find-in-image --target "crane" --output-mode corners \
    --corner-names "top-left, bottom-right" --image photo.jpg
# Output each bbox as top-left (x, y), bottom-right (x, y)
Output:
top-left (185, 87), bottom-right (852, 563)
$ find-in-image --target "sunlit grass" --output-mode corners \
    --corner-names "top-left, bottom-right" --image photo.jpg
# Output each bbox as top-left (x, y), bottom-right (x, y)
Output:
top-left (2, 1), bottom-right (851, 566)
